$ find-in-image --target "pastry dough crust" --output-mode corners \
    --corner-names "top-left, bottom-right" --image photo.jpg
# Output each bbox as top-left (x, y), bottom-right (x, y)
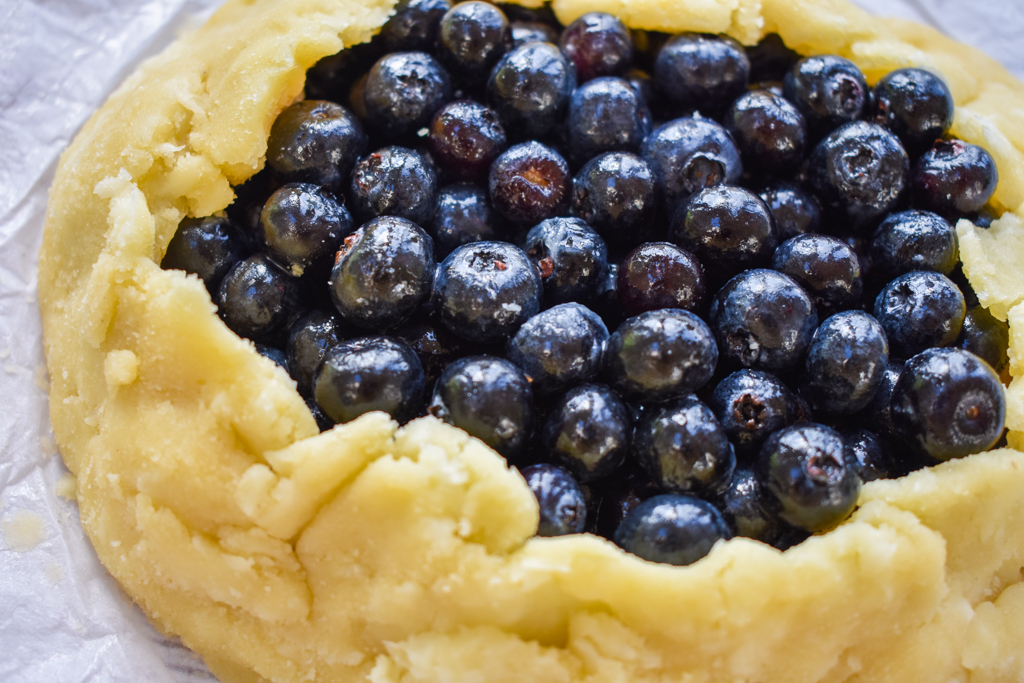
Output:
top-left (37, 0), bottom-right (1024, 681)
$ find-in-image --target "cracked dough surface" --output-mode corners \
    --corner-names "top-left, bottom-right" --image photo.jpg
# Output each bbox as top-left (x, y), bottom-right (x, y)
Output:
top-left (37, 0), bottom-right (1024, 681)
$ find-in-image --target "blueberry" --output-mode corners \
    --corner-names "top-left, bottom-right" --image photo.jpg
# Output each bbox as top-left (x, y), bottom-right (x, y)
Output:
top-left (489, 141), bottom-right (571, 226)
top-left (363, 52), bottom-right (451, 139)
top-left (869, 210), bottom-right (958, 279)
top-left (522, 217), bottom-right (609, 305)
top-left (428, 356), bottom-right (534, 459)
top-left (487, 41), bottom-right (577, 140)
top-left (613, 493), bottom-right (731, 566)
top-left (162, 215), bottom-right (249, 294)
top-left (286, 309), bottom-right (350, 395)
top-left (911, 139), bottom-right (999, 218)
top-left (379, 0), bottom-right (451, 52)
top-left (393, 318), bottom-right (471, 386)
top-left (801, 311), bottom-right (889, 414)
top-left (521, 464), bottom-right (587, 536)
top-left (437, 1), bottom-right (513, 88)
top-left (617, 242), bottom-right (705, 317)
top-left (633, 395), bottom-right (735, 496)
top-left (349, 146), bottom-right (438, 225)
top-left (873, 271), bottom-right (965, 357)
top-left (571, 152), bottom-right (657, 250)
top-left (564, 77), bottom-right (651, 166)
top-left (713, 468), bottom-right (786, 544)
top-left (541, 383), bottom-right (631, 482)
top-left (840, 428), bottom-right (898, 482)
top-left (855, 358), bottom-right (904, 444)
top-left (640, 117), bottom-right (743, 216)
top-left (782, 55), bottom-right (868, 139)
top-left (430, 183), bottom-right (505, 258)
top-left (255, 344), bottom-right (289, 370)
top-left (511, 20), bottom-right (559, 46)
top-left (313, 335), bottom-right (426, 424)
top-left (506, 303), bottom-right (609, 395)
top-left (872, 68), bottom-right (954, 157)
top-left (433, 241), bottom-right (542, 343)
top-left (305, 396), bottom-right (335, 433)
top-left (654, 33), bottom-right (750, 117)
top-left (957, 305), bottom-right (1009, 377)
top-left (707, 369), bottom-right (799, 460)
top-left (604, 308), bottom-right (718, 403)
top-left (808, 121), bottom-right (910, 229)
top-left (724, 90), bottom-right (806, 175)
top-left (745, 33), bottom-right (800, 83)
top-left (266, 100), bottom-right (367, 190)
top-left (757, 181), bottom-right (823, 240)
top-left (755, 423), bottom-right (862, 532)
top-left (329, 216), bottom-right (436, 331)
top-left (428, 100), bottom-right (508, 182)
top-left (260, 183), bottom-right (353, 276)
top-left (891, 347), bottom-right (1005, 461)
top-left (216, 254), bottom-right (305, 346)
top-left (709, 269), bottom-right (817, 373)
top-left (559, 12), bottom-right (633, 82)
top-left (770, 234), bottom-right (863, 314)
top-left (670, 185), bottom-right (778, 285)
top-left (304, 44), bottom-right (379, 102)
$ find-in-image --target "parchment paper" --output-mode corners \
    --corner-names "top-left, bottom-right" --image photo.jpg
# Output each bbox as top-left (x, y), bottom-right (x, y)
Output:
top-left (0, 1), bottom-right (1020, 681)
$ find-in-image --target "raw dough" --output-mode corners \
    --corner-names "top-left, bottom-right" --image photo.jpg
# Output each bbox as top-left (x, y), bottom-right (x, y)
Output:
top-left (37, 0), bottom-right (1024, 681)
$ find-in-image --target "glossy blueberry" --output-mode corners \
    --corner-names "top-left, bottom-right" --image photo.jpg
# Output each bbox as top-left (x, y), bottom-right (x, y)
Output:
top-left (506, 303), bottom-right (608, 395)
top-left (840, 428), bottom-right (898, 482)
top-left (541, 383), bottom-right (631, 482)
top-left (617, 242), bottom-right (705, 317)
top-left (873, 271), bottom-right (965, 357)
top-left (758, 181), bottom-right (823, 240)
top-left (755, 423), bottom-right (862, 532)
top-left (523, 217), bottom-right (609, 305)
top-left (558, 12), bottom-right (633, 82)
top-left (487, 41), bottom-right (577, 140)
top-left (393, 318), bottom-right (471, 386)
top-left (260, 183), bottom-right (353, 276)
top-left (603, 308), bottom-right (718, 403)
top-left (266, 100), bottom-right (367, 190)
top-left (707, 369), bottom-right (799, 460)
top-left (855, 358), bottom-right (904, 444)
top-left (436, 1), bottom-right (513, 88)
top-left (329, 216), bottom-right (436, 331)
top-left (511, 21), bottom-right (559, 46)
top-left (363, 52), bottom-right (451, 139)
top-left (571, 152), bottom-right (657, 250)
top-left (428, 356), bottom-right (534, 459)
top-left (801, 311), bottom-right (889, 414)
top-left (808, 121), bottom-right (910, 229)
top-left (724, 90), bottom-right (806, 174)
top-left (782, 55), bottom-right (868, 139)
top-left (305, 396), bottom-right (335, 433)
top-left (564, 77), bottom-right (651, 165)
top-left (349, 146), bottom-right (438, 225)
top-left (304, 44), bottom-right (379, 102)
top-left (911, 139), bottom-right (999, 217)
top-left (162, 215), bottom-right (249, 293)
top-left (216, 254), bottom-right (305, 346)
top-left (379, 0), bottom-right (451, 52)
top-left (713, 468), bottom-right (786, 544)
top-left (770, 234), bottom-right (863, 313)
top-left (286, 309), bottom-right (350, 396)
top-left (430, 183), bottom-right (504, 258)
top-left (869, 210), bottom-right (958, 279)
top-left (428, 100), bottom-right (507, 182)
top-left (489, 141), bottom-right (571, 226)
top-left (640, 117), bottom-right (743, 215)
top-left (433, 241), bottom-right (542, 343)
top-left (745, 33), bottom-right (800, 83)
top-left (670, 185), bottom-right (778, 285)
top-left (654, 33), bottom-right (750, 116)
top-left (957, 305), bottom-right (1009, 376)
top-left (634, 395), bottom-right (735, 496)
top-left (313, 335), bottom-right (425, 424)
top-left (872, 68), bottom-right (954, 157)
top-left (614, 493), bottom-right (731, 566)
top-left (255, 344), bottom-right (288, 370)
top-left (709, 269), bottom-right (817, 373)
top-left (891, 347), bottom-right (1005, 461)
top-left (521, 464), bottom-right (587, 536)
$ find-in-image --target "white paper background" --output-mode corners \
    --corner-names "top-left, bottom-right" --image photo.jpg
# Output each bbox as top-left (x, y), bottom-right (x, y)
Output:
top-left (0, 1), bottom-right (1021, 681)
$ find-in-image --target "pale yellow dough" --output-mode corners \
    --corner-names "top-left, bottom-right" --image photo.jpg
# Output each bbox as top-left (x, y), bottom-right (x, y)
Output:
top-left (37, 0), bottom-right (1024, 681)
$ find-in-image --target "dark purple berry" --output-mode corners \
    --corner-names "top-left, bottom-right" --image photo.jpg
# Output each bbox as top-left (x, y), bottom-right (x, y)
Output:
top-left (559, 12), bottom-right (633, 82)
top-left (724, 90), bottom-right (806, 174)
top-left (564, 77), bottom-right (651, 166)
top-left (872, 68), bottom-right (954, 157)
top-left (770, 234), bottom-right (863, 314)
top-left (758, 181), bottom-right (823, 240)
top-left (873, 271), bottom-right (965, 357)
top-left (364, 52), bottom-right (452, 139)
top-left (522, 217), bottom-right (609, 305)
top-left (614, 494), bottom-right (731, 566)
top-left (216, 254), bottom-right (305, 346)
top-left (869, 210), bottom-right (959, 279)
top-left (437, 1), bottom-right (513, 88)
top-left (840, 428), bottom-right (898, 482)
top-left (541, 383), bottom-right (631, 482)
top-left (428, 100), bottom-right (507, 182)
top-left (487, 41), bottom-right (577, 140)
top-left (911, 139), bottom-right (999, 217)
top-left (708, 369), bottom-right (799, 460)
top-left (783, 55), bottom-right (868, 139)
top-left (957, 305), bottom-right (1009, 377)
top-left (506, 303), bottom-right (608, 395)
top-left (571, 152), bottom-right (657, 249)
top-left (489, 141), bottom-right (571, 226)
top-left (260, 183), bottom-right (353, 276)
top-left (430, 183), bottom-right (505, 258)
top-left (286, 309), bottom-right (350, 395)
top-left (162, 216), bottom-right (249, 294)
top-left (266, 100), bottom-right (367, 190)
top-left (654, 33), bottom-right (750, 116)
top-left (380, 0), bottom-right (451, 52)
top-left (349, 146), bottom-right (438, 225)
top-left (801, 311), bottom-right (889, 415)
top-left (617, 242), bottom-right (705, 317)
top-left (522, 464), bottom-right (588, 536)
